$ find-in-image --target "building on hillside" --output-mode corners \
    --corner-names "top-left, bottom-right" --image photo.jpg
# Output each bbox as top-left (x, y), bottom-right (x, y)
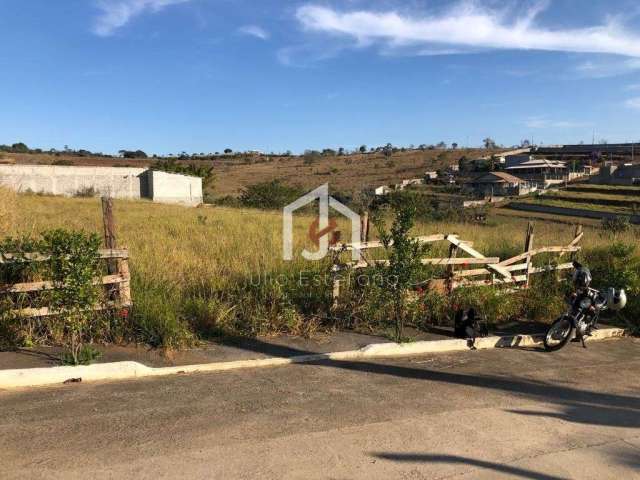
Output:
top-left (0, 164), bottom-right (203, 206)
top-left (504, 156), bottom-right (568, 188)
top-left (398, 178), bottom-right (424, 189)
top-left (589, 163), bottom-right (640, 186)
top-left (424, 171), bottom-right (438, 181)
top-left (374, 185), bottom-right (391, 196)
top-left (466, 171), bottom-right (535, 197)
top-left (534, 143), bottom-right (640, 162)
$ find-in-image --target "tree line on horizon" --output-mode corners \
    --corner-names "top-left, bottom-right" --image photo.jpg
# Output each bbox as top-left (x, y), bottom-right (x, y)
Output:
top-left (0, 138), bottom-right (508, 163)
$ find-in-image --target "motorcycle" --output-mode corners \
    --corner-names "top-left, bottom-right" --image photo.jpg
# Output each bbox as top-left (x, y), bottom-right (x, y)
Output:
top-left (544, 261), bottom-right (627, 352)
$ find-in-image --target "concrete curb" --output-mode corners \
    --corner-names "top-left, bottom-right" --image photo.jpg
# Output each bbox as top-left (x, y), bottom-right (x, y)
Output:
top-left (0, 327), bottom-right (626, 390)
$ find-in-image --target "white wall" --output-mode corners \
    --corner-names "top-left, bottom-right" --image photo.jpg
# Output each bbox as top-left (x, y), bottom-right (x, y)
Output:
top-left (0, 165), bottom-right (146, 199)
top-left (0, 165), bottom-right (203, 206)
top-left (147, 170), bottom-right (203, 206)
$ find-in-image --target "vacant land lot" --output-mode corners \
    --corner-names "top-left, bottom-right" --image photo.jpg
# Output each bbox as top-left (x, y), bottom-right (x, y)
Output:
top-left (4, 191), bottom-right (637, 350)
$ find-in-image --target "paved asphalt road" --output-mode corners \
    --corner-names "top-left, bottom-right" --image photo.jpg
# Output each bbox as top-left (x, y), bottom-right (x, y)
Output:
top-left (2, 337), bottom-right (639, 479)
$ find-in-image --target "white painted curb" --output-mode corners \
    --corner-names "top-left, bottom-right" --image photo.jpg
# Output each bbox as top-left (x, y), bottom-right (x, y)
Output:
top-left (0, 327), bottom-right (626, 390)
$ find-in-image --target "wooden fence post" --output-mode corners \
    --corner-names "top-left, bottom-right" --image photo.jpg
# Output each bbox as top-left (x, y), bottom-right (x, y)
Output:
top-left (101, 197), bottom-right (116, 252)
top-left (524, 222), bottom-right (534, 288)
top-left (360, 211), bottom-right (369, 243)
top-left (330, 230), bottom-right (342, 310)
top-left (571, 224), bottom-right (583, 261)
top-left (119, 257), bottom-right (132, 307)
top-left (101, 196), bottom-right (131, 307)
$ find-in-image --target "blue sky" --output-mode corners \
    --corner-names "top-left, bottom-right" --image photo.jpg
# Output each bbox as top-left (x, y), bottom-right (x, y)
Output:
top-left (1, 0), bottom-right (640, 155)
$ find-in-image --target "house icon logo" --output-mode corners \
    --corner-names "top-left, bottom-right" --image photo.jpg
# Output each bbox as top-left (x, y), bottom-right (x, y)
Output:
top-left (283, 184), bottom-right (361, 261)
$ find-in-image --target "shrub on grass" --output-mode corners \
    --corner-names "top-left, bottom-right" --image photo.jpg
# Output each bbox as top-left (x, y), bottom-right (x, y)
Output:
top-left (239, 180), bottom-right (303, 210)
top-left (0, 229), bottom-right (105, 364)
top-left (129, 277), bottom-right (195, 349)
top-left (601, 216), bottom-right (631, 237)
top-left (587, 242), bottom-right (640, 332)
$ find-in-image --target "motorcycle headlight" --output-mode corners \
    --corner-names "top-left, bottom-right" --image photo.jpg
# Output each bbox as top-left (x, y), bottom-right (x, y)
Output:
top-left (579, 298), bottom-right (592, 309)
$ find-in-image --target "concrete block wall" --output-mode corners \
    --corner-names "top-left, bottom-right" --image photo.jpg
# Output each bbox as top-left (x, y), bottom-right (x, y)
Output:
top-left (0, 165), bottom-right (203, 206)
top-left (147, 170), bottom-right (203, 206)
top-left (0, 165), bottom-right (146, 199)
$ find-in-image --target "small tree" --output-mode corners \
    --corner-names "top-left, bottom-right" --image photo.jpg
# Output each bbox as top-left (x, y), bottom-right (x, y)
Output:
top-left (44, 230), bottom-right (103, 365)
top-left (239, 180), bottom-right (303, 210)
top-left (451, 142), bottom-right (458, 150)
top-left (383, 143), bottom-right (393, 158)
top-left (483, 137), bottom-right (497, 149)
top-left (11, 142), bottom-right (29, 153)
top-left (359, 145), bottom-right (367, 153)
top-left (374, 201), bottom-right (430, 341)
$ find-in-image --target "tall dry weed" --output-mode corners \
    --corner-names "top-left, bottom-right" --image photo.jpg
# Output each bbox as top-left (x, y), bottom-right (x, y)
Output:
top-left (0, 187), bottom-right (16, 233)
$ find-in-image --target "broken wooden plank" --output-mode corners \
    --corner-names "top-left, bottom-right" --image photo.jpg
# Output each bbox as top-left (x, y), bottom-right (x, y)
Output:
top-left (498, 246), bottom-right (579, 267)
top-left (11, 299), bottom-right (131, 318)
top-left (487, 264), bottom-right (513, 280)
top-left (1, 274), bottom-right (127, 294)
top-left (0, 249), bottom-right (129, 264)
top-left (446, 235), bottom-right (486, 259)
top-left (330, 234), bottom-right (447, 252)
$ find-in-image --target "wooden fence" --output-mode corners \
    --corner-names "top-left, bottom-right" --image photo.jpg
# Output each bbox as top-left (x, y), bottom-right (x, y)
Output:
top-left (0, 197), bottom-right (132, 318)
top-left (330, 223), bottom-right (583, 300)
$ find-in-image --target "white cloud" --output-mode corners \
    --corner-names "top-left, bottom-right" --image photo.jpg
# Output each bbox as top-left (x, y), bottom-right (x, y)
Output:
top-left (525, 117), bottom-right (591, 129)
top-left (625, 97), bottom-right (640, 110)
top-left (626, 84), bottom-right (640, 91)
top-left (93, 0), bottom-right (191, 36)
top-left (295, 2), bottom-right (640, 58)
top-left (238, 25), bottom-right (270, 40)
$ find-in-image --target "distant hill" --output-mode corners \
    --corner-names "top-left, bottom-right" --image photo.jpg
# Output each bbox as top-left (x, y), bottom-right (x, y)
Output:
top-left (1, 147), bottom-right (500, 198)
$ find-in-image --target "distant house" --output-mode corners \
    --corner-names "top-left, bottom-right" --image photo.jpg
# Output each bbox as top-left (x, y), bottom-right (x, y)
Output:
top-left (467, 171), bottom-right (534, 197)
top-left (424, 171), bottom-right (438, 181)
top-left (589, 163), bottom-right (640, 186)
top-left (505, 156), bottom-right (568, 188)
top-left (399, 178), bottom-right (424, 189)
top-left (448, 164), bottom-right (460, 172)
top-left (374, 185), bottom-right (391, 196)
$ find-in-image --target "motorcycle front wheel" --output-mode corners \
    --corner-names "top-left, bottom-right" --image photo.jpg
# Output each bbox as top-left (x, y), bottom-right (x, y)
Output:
top-left (544, 316), bottom-right (573, 352)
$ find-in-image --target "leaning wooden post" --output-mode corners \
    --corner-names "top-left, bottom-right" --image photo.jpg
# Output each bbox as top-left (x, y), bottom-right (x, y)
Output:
top-left (101, 197), bottom-right (117, 273)
top-left (524, 222), bottom-right (534, 288)
top-left (571, 224), bottom-right (583, 261)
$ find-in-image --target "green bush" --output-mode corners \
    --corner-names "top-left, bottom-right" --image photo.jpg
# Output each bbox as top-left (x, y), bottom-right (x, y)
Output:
top-left (0, 229), bottom-right (105, 364)
top-left (587, 242), bottom-right (640, 332)
top-left (239, 180), bottom-right (303, 210)
top-left (601, 216), bottom-right (631, 237)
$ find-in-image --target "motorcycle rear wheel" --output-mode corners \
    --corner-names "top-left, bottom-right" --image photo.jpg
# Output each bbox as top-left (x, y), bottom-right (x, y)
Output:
top-left (544, 316), bottom-right (573, 352)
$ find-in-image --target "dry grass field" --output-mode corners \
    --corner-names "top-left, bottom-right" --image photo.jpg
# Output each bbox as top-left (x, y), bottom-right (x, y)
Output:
top-left (0, 187), bottom-right (16, 232)
top-left (3, 191), bottom-right (638, 348)
top-left (0, 191), bottom-right (640, 349)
